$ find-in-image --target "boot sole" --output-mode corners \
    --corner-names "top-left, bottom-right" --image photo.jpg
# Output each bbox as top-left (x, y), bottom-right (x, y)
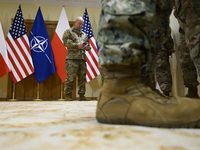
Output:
top-left (97, 117), bottom-right (200, 128)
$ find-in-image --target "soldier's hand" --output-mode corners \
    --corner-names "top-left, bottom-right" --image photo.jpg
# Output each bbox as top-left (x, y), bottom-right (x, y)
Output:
top-left (84, 45), bottom-right (90, 50)
top-left (78, 43), bottom-right (86, 49)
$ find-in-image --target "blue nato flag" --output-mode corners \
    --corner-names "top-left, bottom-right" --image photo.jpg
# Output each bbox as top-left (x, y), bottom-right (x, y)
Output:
top-left (29, 7), bottom-right (56, 83)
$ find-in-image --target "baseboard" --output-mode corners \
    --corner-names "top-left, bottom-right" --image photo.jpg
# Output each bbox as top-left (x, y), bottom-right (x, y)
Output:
top-left (0, 97), bottom-right (98, 101)
top-left (0, 98), bottom-right (7, 101)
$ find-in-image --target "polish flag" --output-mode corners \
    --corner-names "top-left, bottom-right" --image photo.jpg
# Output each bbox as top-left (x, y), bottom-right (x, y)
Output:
top-left (51, 7), bottom-right (70, 82)
top-left (0, 21), bottom-right (10, 78)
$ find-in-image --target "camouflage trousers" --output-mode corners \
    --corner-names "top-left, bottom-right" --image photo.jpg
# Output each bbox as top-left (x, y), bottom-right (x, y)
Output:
top-left (181, 1), bottom-right (200, 77)
top-left (64, 59), bottom-right (86, 95)
top-left (179, 33), bottom-right (199, 88)
top-left (100, 66), bottom-right (105, 85)
top-left (98, 0), bottom-right (174, 78)
top-left (156, 49), bottom-right (172, 92)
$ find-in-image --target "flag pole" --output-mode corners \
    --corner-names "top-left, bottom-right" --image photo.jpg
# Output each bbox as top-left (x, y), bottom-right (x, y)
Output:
top-left (8, 82), bottom-right (17, 101)
top-left (57, 81), bottom-right (65, 101)
top-left (33, 82), bottom-right (42, 101)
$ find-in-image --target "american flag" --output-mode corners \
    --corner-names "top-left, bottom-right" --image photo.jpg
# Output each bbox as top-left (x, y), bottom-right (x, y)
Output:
top-left (6, 5), bottom-right (34, 83)
top-left (82, 9), bottom-right (100, 83)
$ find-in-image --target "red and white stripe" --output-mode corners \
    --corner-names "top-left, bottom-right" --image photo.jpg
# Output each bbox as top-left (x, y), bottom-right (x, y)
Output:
top-left (0, 21), bottom-right (11, 78)
top-left (6, 33), bottom-right (34, 83)
top-left (86, 36), bottom-right (100, 83)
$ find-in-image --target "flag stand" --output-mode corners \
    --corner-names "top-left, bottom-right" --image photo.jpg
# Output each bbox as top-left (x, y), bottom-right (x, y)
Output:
top-left (33, 82), bottom-right (42, 101)
top-left (57, 81), bottom-right (65, 101)
top-left (8, 82), bottom-right (17, 101)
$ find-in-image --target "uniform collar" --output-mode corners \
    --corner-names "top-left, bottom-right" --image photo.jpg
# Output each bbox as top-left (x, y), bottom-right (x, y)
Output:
top-left (72, 26), bottom-right (83, 35)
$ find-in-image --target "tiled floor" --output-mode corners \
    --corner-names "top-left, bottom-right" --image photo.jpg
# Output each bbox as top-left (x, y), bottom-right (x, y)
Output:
top-left (0, 101), bottom-right (200, 150)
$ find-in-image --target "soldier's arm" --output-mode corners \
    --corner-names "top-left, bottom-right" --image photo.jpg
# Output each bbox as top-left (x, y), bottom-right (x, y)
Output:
top-left (62, 30), bottom-right (79, 49)
top-left (83, 35), bottom-right (91, 51)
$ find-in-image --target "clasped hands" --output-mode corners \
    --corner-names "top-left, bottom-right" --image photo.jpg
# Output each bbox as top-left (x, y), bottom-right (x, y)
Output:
top-left (78, 43), bottom-right (90, 50)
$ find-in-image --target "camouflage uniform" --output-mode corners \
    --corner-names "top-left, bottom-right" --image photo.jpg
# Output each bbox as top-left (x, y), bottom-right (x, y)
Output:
top-left (178, 32), bottom-right (199, 88)
top-left (96, 0), bottom-right (200, 128)
top-left (96, 39), bottom-right (105, 85)
top-left (156, 31), bottom-right (173, 93)
top-left (98, 0), bottom-right (174, 83)
top-left (174, 0), bottom-right (200, 97)
top-left (174, 0), bottom-right (200, 74)
top-left (62, 27), bottom-right (91, 95)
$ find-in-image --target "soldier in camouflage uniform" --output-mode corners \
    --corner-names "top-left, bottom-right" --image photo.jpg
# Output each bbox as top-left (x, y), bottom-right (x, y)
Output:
top-left (62, 16), bottom-right (91, 101)
top-left (174, 2), bottom-right (199, 98)
top-left (155, 28), bottom-right (174, 97)
top-left (96, 0), bottom-right (200, 128)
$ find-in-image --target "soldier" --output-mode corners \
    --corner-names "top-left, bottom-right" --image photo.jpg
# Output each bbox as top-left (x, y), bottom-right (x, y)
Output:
top-left (174, 3), bottom-right (199, 98)
top-left (156, 28), bottom-right (174, 97)
top-left (62, 16), bottom-right (91, 101)
top-left (96, 0), bottom-right (200, 128)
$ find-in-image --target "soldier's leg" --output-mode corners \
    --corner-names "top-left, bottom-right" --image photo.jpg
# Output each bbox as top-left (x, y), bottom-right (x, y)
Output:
top-left (156, 49), bottom-right (172, 96)
top-left (179, 33), bottom-right (199, 98)
top-left (77, 60), bottom-right (88, 101)
top-left (178, 0), bottom-right (200, 98)
top-left (64, 60), bottom-right (79, 100)
top-left (184, 1), bottom-right (200, 75)
top-left (96, 0), bottom-right (200, 128)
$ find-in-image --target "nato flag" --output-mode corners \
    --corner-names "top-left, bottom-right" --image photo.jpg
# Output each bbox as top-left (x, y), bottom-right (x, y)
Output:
top-left (29, 7), bottom-right (56, 83)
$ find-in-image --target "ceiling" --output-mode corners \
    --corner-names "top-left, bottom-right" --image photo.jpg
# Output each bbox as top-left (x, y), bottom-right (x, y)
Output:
top-left (0, 0), bottom-right (101, 8)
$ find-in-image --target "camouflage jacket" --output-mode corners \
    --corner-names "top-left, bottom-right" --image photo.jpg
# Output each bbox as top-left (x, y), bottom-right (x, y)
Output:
top-left (174, 0), bottom-right (186, 32)
top-left (163, 28), bottom-right (174, 51)
top-left (62, 27), bottom-right (91, 61)
top-left (174, 0), bottom-right (200, 30)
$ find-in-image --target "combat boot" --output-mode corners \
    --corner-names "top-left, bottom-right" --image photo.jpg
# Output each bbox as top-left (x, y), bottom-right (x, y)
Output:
top-left (96, 65), bottom-right (200, 128)
top-left (185, 87), bottom-right (199, 98)
top-left (79, 94), bottom-right (90, 101)
top-left (65, 94), bottom-right (72, 101)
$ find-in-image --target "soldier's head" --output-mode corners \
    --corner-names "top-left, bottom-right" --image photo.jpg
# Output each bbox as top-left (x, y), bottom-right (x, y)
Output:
top-left (74, 16), bottom-right (84, 30)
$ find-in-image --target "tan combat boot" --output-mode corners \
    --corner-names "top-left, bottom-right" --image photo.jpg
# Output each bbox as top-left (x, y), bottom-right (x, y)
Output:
top-left (65, 94), bottom-right (72, 101)
top-left (96, 65), bottom-right (200, 128)
top-left (185, 87), bottom-right (199, 98)
top-left (79, 94), bottom-right (90, 101)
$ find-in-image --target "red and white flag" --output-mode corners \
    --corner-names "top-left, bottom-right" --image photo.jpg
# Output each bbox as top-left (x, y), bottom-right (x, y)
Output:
top-left (82, 9), bottom-right (100, 83)
top-left (0, 21), bottom-right (10, 78)
top-left (51, 7), bottom-right (70, 82)
top-left (6, 5), bottom-right (34, 83)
